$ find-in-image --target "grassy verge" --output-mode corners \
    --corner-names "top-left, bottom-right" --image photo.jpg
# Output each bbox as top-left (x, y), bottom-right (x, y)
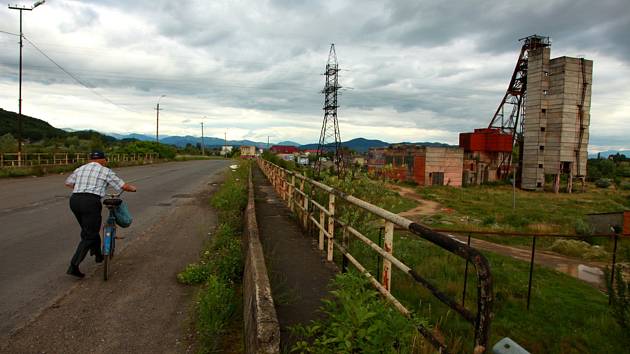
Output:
top-left (177, 161), bottom-right (248, 353)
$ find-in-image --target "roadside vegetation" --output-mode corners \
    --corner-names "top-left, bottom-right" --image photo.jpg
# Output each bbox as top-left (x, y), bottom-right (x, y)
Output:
top-left (177, 162), bottom-right (248, 353)
top-left (261, 155), bottom-right (629, 353)
top-left (291, 271), bottom-right (427, 353)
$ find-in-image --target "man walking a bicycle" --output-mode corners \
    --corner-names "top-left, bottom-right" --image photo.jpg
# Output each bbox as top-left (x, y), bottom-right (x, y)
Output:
top-left (64, 151), bottom-right (137, 278)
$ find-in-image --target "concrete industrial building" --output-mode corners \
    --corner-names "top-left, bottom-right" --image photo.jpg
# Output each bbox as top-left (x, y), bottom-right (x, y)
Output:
top-left (367, 145), bottom-right (464, 187)
top-left (521, 47), bottom-right (592, 191)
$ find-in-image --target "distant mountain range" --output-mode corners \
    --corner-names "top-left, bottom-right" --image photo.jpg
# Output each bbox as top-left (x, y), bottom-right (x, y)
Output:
top-left (588, 150), bottom-right (630, 159)
top-left (4, 107), bottom-right (628, 156)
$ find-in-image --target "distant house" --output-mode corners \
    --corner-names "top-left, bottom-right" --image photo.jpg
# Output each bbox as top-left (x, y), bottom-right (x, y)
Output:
top-left (303, 149), bottom-right (321, 155)
top-left (240, 145), bottom-right (256, 158)
top-left (270, 145), bottom-right (299, 154)
top-left (220, 146), bottom-right (233, 156)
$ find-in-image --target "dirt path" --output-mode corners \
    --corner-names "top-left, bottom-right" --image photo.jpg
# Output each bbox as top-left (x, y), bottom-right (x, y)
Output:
top-left (386, 183), bottom-right (440, 218)
top-left (1, 185), bottom-right (220, 354)
top-left (386, 184), bottom-right (606, 287)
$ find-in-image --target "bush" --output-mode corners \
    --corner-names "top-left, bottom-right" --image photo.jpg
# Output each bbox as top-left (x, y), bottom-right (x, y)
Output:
top-left (177, 262), bottom-right (212, 285)
top-left (550, 239), bottom-right (609, 260)
top-left (620, 181), bottom-right (630, 190)
top-left (291, 272), bottom-right (424, 353)
top-left (595, 178), bottom-right (612, 188)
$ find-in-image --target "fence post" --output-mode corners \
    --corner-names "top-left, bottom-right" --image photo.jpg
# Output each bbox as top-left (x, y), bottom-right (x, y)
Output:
top-left (462, 232), bottom-right (472, 306)
top-left (303, 182), bottom-right (309, 229)
top-left (609, 232), bottom-right (619, 305)
top-left (319, 209), bottom-right (325, 250)
top-left (289, 175), bottom-right (295, 212)
top-left (327, 194), bottom-right (335, 261)
top-left (527, 235), bottom-right (537, 310)
top-left (342, 226), bottom-right (349, 273)
top-left (382, 221), bottom-right (394, 291)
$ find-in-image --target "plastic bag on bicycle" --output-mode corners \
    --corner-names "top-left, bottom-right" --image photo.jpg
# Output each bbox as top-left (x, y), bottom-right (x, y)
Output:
top-left (114, 201), bottom-right (133, 228)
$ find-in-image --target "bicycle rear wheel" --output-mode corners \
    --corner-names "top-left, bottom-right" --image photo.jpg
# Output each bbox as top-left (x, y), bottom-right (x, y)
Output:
top-left (102, 225), bottom-right (115, 281)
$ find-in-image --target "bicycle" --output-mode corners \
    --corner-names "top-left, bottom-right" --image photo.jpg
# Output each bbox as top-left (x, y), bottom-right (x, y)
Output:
top-left (102, 191), bottom-right (124, 281)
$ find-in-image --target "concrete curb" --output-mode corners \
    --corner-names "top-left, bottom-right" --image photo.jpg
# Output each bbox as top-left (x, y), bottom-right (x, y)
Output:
top-left (243, 167), bottom-right (281, 354)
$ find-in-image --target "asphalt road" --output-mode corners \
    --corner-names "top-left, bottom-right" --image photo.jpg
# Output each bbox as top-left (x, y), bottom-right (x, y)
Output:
top-left (0, 159), bottom-right (232, 339)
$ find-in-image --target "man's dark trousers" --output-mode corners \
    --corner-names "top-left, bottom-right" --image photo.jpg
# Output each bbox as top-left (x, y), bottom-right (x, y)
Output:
top-left (69, 193), bottom-right (102, 266)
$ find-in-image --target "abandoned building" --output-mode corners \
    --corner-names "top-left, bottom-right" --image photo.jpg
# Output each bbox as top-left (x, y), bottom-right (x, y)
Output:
top-left (459, 35), bottom-right (592, 192)
top-left (521, 48), bottom-right (592, 191)
top-left (367, 145), bottom-right (463, 187)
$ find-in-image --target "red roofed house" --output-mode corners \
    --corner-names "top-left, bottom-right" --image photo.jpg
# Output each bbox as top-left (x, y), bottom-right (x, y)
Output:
top-left (270, 145), bottom-right (299, 154)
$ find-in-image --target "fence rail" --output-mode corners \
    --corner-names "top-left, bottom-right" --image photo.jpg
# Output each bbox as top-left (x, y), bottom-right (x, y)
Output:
top-left (0, 152), bottom-right (157, 168)
top-left (430, 228), bottom-right (626, 308)
top-left (258, 158), bottom-right (494, 354)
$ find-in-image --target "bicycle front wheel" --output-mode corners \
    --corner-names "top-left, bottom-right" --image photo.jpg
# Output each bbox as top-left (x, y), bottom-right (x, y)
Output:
top-left (103, 255), bottom-right (110, 281)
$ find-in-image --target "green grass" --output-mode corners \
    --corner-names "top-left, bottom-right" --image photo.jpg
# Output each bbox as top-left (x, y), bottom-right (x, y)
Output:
top-left (177, 161), bottom-right (249, 353)
top-left (416, 183), bottom-right (629, 235)
top-left (413, 182), bottom-right (630, 261)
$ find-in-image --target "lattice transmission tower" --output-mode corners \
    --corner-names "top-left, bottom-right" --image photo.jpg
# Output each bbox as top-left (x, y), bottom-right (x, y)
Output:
top-left (314, 43), bottom-right (342, 176)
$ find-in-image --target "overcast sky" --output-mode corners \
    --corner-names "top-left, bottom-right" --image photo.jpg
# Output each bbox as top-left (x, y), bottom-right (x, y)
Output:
top-left (0, 0), bottom-right (628, 151)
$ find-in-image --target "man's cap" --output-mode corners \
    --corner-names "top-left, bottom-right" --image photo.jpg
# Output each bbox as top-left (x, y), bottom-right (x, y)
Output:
top-left (89, 151), bottom-right (107, 160)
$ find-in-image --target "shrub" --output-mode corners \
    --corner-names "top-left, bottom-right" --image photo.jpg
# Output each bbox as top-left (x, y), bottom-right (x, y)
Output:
top-left (177, 262), bottom-right (212, 285)
top-left (595, 178), bottom-right (612, 188)
top-left (620, 181), bottom-right (630, 190)
top-left (291, 272), bottom-right (424, 353)
top-left (550, 239), bottom-right (609, 260)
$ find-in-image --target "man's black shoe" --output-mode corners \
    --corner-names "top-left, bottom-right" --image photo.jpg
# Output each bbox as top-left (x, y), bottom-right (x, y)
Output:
top-left (95, 253), bottom-right (104, 263)
top-left (66, 265), bottom-right (85, 278)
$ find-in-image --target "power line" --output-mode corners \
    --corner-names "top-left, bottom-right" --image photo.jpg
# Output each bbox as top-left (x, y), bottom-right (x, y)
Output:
top-left (0, 29), bottom-right (19, 36)
top-left (21, 35), bottom-right (141, 114)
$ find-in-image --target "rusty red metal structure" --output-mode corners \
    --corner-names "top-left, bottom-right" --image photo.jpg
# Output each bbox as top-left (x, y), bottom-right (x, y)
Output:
top-left (463, 35), bottom-right (551, 181)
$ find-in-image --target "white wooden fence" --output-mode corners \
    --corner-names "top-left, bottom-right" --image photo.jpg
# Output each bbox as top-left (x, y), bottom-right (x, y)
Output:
top-left (0, 152), bottom-right (157, 168)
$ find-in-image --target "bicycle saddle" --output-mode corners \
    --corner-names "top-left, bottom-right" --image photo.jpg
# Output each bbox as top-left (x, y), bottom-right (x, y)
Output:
top-left (103, 198), bottom-right (123, 207)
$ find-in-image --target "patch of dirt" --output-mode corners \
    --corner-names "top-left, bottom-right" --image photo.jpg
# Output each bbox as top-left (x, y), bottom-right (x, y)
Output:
top-left (386, 184), bottom-right (441, 219)
top-left (2, 188), bottom-right (219, 354)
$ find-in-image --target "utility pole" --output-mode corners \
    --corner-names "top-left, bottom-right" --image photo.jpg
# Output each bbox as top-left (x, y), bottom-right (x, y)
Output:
top-left (224, 131), bottom-right (227, 158)
top-left (267, 136), bottom-right (269, 150)
top-left (200, 122), bottom-right (205, 156)
top-left (155, 94), bottom-right (165, 143)
top-left (8, 0), bottom-right (45, 166)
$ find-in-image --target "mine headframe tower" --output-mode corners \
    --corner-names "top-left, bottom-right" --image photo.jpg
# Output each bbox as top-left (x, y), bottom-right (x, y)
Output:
top-left (314, 43), bottom-right (343, 176)
top-left (488, 35), bottom-right (550, 181)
